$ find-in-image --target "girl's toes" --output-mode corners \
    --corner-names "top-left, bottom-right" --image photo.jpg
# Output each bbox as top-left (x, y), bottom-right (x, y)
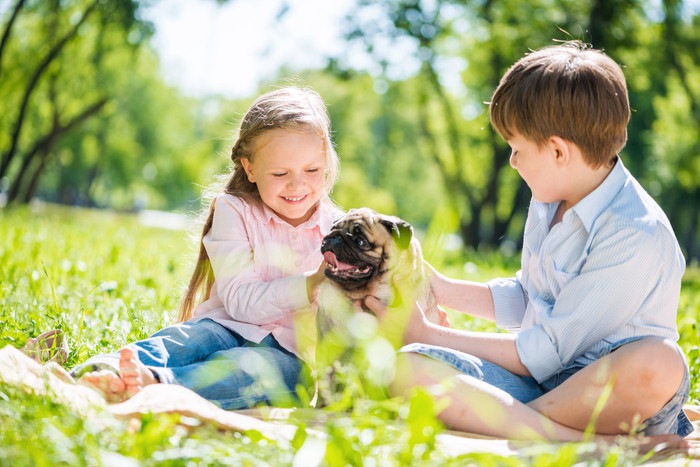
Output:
top-left (77, 370), bottom-right (126, 403)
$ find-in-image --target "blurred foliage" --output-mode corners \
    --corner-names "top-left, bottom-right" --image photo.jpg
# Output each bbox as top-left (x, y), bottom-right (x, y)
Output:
top-left (1, 205), bottom-right (690, 465)
top-left (1, 0), bottom-right (699, 261)
top-left (0, 0), bottom-right (224, 211)
top-left (328, 0), bottom-right (700, 258)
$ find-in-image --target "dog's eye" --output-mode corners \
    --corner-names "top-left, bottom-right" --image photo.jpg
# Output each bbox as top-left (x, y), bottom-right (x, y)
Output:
top-left (349, 225), bottom-right (370, 248)
top-left (354, 236), bottom-right (369, 248)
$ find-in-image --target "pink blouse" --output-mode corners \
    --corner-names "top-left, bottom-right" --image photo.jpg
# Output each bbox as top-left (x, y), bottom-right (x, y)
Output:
top-left (191, 194), bottom-right (340, 357)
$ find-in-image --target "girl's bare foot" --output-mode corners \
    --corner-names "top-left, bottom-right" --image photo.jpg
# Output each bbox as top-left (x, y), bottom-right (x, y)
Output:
top-left (77, 369), bottom-right (127, 402)
top-left (75, 348), bottom-right (157, 402)
top-left (118, 347), bottom-right (158, 399)
top-left (45, 361), bottom-right (75, 384)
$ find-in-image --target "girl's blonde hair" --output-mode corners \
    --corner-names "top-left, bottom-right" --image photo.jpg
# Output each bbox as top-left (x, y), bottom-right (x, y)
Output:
top-left (177, 87), bottom-right (340, 322)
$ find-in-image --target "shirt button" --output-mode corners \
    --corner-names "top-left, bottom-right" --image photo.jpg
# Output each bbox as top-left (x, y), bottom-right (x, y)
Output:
top-left (295, 260), bottom-right (301, 267)
top-left (291, 231), bottom-right (299, 239)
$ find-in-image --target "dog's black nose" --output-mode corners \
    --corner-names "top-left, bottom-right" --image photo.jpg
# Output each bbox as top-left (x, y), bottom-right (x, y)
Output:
top-left (321, 235), bottom-right (343, 252)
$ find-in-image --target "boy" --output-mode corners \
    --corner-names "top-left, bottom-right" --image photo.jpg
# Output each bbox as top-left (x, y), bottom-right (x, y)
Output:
top-left (366, 41), bottom-right (693, 442)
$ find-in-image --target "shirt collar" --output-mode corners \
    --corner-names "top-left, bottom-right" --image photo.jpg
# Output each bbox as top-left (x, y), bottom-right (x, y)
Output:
top-left (530, 157), bottom-right (628, 232)
top-left (570, 157), bottom-right (627, 232)
top-left (251, 197), bottom-right (336, 232)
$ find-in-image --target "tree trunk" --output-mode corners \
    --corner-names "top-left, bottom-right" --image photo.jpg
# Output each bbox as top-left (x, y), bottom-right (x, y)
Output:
top-left (682, 191), bottom-right (699, 262)
top-left (0, 0), bottom-right (27, 78)
top-left (0, 0), bottom-right (99, 181)
top-left (7, 132), bottom-right (56, 202)
top-left (7, 97), bottom-right (108, 203)
top-left (21, 149), bottom-right (52, 203)
top-left (662, 0), bottom-right (700, 262)
top-left (588, 0), bottom-right (616, 48)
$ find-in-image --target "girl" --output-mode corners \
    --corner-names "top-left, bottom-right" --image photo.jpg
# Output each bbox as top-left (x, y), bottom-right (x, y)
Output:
top-left (73, 87), bottom-right (342, 409)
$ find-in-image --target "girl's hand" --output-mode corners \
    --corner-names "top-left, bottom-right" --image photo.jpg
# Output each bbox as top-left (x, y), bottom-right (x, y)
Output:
top-left (306, 261), bottom-right (327, 303)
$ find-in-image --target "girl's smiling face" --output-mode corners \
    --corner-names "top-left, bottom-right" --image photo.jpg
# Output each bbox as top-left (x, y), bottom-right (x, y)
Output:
top-left (242, 128), bottom-right (327, 227)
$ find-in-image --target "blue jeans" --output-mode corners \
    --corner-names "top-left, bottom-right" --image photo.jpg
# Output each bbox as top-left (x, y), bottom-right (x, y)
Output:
top-left (71, 319), bottom-right (309, 410)
top-left (401, 343), bottom-right (694, 437)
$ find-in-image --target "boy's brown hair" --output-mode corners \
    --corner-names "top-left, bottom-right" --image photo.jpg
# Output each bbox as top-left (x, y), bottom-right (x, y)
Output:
top-left (489, 41), bottom-right (630, 168)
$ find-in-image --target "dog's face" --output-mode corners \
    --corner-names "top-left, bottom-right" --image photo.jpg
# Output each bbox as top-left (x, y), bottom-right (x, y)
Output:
top-left (321, 208), bottom-right (413, 298)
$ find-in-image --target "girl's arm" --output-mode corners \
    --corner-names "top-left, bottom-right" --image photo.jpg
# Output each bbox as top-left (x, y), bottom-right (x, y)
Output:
top-left (204, 195), bottom-right (317, 325)
top-left (306, 261), bottom-right (327, 303)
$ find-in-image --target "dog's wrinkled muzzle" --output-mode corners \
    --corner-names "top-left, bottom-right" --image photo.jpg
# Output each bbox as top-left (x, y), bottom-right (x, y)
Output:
top-left (321, 234), bottom-right (376, 289)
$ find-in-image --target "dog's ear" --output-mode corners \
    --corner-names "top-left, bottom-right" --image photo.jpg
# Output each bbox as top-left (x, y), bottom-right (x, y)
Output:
top-left (380, 217), bottom-right (413, 250)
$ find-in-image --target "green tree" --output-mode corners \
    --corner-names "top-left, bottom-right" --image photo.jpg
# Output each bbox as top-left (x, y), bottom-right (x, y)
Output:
top-left (340, 0), bottom-right (590, 249)
top-left (652, 0), bottom-right (700, 260)
top-left (0, 0), bottom-right (150, 204)
top-left (0, 0), bottom-right (222, 210)
top-left (336, 0), bottom-right (700, 262)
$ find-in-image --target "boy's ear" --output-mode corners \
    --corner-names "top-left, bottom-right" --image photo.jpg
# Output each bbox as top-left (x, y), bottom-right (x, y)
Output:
top-left (549, 136), bottom-right (571, 165)
top-left (240, 158), bottom-right (255, 182)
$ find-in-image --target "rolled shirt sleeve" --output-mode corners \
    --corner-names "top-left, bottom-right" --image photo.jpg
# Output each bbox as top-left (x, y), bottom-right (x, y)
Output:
top-left (488, 160), bottom-right (684, 383)
top-left (514, 226), bottom-right (678, 383)
top-left (489, 273), bottom-right (528, 331)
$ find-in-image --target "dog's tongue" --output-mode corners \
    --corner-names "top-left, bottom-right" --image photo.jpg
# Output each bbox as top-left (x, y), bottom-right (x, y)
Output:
top-left (323, 251), bottom-right (356, 271)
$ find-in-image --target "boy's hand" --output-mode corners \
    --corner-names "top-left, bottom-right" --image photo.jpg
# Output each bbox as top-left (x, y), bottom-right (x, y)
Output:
top-left (424, 261), bottom-right (447, 301)
top-left (424, 260), bottom-right (441, 282)
top-left (364, 295), bottom-right (431, 345)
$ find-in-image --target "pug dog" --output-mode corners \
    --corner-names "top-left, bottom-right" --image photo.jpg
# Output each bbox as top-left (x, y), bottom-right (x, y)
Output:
top-left (317, 207), bottom-right (449, 334)
top-left (313, 208), bottom-right (450, 405)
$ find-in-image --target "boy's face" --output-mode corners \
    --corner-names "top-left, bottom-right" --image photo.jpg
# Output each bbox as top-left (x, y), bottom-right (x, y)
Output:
top-left (507, 132), bottom-right (563, 204)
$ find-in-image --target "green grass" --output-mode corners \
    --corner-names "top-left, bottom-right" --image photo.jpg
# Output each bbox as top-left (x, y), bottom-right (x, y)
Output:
top-left (0, 204), bottom-right (697, 466)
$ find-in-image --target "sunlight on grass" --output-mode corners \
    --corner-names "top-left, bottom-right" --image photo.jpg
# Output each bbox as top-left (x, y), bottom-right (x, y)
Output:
top-left (1, 204), bottom-right (697, 465)
top-left (0, 205), bottom-right (191, 364)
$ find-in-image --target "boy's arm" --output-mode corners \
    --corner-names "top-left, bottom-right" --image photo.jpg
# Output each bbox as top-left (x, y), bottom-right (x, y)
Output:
top-left (427, 263), bottom-right (497, 321)
top-left (365, 295), bottom-right (531, 376)
top-left (516, 226), bottom-right (684, 383)
top-left (417, 320), bottom-right (531, 376)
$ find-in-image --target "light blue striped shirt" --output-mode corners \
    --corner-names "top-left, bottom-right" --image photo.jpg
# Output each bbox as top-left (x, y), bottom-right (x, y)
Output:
top-left (489, 158), bottom-right (685, 383)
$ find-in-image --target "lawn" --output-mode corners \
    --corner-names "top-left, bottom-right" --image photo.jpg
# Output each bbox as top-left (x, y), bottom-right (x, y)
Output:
top-left (1, 204), bottom-right (698, 466)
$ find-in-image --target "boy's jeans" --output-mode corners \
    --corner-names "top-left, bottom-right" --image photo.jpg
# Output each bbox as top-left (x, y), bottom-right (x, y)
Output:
top-left (71, 319), bottom-right (308, 409)
top-left (401, 342), bottom-right (694, 437)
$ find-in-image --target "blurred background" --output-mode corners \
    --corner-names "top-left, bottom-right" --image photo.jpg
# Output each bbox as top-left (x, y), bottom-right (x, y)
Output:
top-left (1, 0), bottom-right (699, 262)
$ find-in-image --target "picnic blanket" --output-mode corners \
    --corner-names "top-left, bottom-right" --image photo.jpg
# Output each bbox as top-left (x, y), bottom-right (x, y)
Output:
top-left (0, 344), bottom-right (696, 461)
